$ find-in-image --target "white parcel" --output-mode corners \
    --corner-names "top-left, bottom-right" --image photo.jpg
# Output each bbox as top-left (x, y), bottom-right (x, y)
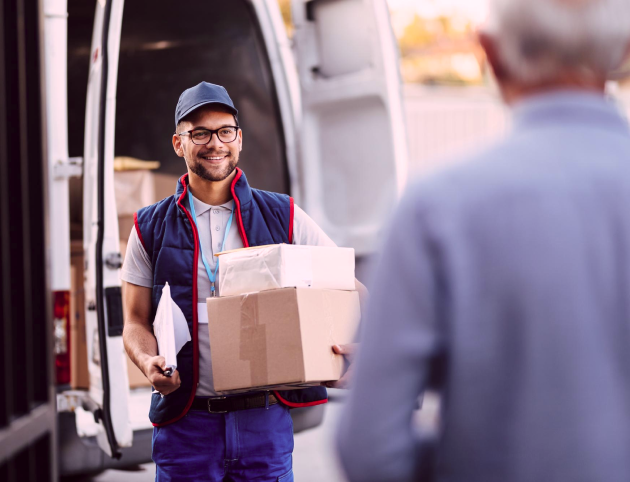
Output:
top-left (217, 244), bottom-right (355, 297)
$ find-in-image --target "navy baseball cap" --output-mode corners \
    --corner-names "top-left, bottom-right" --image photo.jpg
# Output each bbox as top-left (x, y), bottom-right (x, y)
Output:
top-left (175, 82), bottom-right (238, 129)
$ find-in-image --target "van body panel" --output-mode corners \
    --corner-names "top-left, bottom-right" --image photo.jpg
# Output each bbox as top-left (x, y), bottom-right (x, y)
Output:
top-left (44, 0), bottom-right (71, 291)
top-left (83, 0), bottom-right (133, 455)
top-left (250, 0), bottom-right (303, 201)
top-left (291, 0), bottom-right (409, 255)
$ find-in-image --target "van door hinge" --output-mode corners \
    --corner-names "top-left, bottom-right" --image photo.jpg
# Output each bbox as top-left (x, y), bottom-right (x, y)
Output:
top-left (105, 252), bottom-right (122, 270)
top-left (53, 157), bottom-right (83, 180)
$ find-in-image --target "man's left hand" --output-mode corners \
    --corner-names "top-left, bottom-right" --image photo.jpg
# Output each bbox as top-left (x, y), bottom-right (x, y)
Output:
top-left (324, 343), bottom-right (358, 389)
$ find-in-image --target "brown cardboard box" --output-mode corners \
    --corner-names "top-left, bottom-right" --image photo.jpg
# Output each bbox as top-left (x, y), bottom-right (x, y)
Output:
top-left (116, 171), bottom-right (179, 241)
top-left (126, 353), bottom-right (151, 388)
top-left (70, 241), bottom-right (89, 389)
top-left (119, 215), bottom-right (135, 241)
top-left (153, 172), bottom-right (179, 202)
top-left (206, 288), bottom-right (360, 393)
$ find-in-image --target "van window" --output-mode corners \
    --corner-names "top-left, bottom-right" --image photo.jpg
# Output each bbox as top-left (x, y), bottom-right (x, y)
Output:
top-left (68, 0), bottom-right (290, 196)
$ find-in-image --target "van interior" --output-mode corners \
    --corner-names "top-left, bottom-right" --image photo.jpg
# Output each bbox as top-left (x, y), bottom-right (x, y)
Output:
top-left (68, 0), bottom-right (290, 193)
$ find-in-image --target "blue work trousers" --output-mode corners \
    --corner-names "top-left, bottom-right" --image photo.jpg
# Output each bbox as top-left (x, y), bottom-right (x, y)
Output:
top-left (152, 403), bottom-right (294, 481)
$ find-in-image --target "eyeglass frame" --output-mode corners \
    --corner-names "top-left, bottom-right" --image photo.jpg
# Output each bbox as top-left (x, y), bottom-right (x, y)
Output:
top-left (176, 125), bottom-right (241, 145)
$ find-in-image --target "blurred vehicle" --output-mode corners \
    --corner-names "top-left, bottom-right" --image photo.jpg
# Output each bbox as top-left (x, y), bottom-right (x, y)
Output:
top-left (45, 0), bottom-right (407, 476)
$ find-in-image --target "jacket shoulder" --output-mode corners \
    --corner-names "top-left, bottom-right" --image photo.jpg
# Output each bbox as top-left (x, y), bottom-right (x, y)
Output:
top-left (137, 194), bottom-right (178, 223)
top-left (250, 188), bottom-right (291, 207)
top-left (135, 195), bottom-right (180, 253)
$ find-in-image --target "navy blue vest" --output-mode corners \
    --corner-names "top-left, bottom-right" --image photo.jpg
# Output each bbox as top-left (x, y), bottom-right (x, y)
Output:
top-left (135, 168), bottom-right (328, 426)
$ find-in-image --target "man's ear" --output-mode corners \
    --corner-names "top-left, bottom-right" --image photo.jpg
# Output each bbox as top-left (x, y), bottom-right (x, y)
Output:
top-left (172, 133), bottom-right (184, 158)
top-left (478, 31), bottom-right (510, 83)
top-left (238, 128), bottom-right (243, 152)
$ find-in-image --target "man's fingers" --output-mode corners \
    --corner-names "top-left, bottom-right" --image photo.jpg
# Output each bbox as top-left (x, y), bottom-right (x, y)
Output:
top-left (333, 343), bottom-right (359, 357)
top-left (325, 368), bottom-right (353, 389)
top-left (154, 356), bottom-right (166, 370)
top-left (151, 369), bottom-right (181, 395)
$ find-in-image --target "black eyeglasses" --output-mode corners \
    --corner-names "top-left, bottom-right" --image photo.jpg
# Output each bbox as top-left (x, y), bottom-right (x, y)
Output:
top-left (177, 126), bottom-right (239, 145)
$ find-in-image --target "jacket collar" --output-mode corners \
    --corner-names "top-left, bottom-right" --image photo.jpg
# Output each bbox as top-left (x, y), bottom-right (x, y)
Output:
top-left (512, 90), bottom-right (629, 134)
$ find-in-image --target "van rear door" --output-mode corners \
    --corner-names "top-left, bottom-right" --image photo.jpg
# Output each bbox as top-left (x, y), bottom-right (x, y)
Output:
top-left (291, 0), bottom-right (408, 255)
top-left (82, 0), bottom-right (132, 458)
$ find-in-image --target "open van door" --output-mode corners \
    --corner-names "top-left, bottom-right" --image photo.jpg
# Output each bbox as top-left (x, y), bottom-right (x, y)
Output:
top-left (82, 0), bottom-right (132, 458)
top-left (291, 0), bottom-right (408, 255)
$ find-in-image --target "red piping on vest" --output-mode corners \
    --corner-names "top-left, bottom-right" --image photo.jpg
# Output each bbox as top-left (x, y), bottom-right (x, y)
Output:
top-left (230, 168), bottom-right (250, 247)
top-left (153, 173), bottom-right (199, 427)
top-left (273, 390), bottom-right (328, 408)
top-left (288, 197), bottom-right (294, 244)
top-left (133, 212), bottom-right (147, 251)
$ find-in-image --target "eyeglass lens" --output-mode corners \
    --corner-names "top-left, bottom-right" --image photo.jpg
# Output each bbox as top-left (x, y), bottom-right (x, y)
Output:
top-left (190, 127), bottom-right (238, 144)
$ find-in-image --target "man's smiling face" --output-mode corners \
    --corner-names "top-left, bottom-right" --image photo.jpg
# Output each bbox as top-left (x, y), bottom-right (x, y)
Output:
top-left (173, 105), bottom-right (242, 182)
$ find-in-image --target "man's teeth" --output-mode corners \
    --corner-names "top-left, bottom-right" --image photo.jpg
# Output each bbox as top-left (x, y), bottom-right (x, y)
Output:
top-left (204, 156), bottom-right (225, 160)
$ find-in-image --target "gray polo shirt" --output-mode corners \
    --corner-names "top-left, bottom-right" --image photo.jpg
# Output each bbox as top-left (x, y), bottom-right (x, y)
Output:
top-left (121, 196), bottom-right (336, 396)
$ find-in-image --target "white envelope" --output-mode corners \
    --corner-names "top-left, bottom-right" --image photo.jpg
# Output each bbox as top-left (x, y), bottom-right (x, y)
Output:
top-left (153, 282), bottom-right (191, 373)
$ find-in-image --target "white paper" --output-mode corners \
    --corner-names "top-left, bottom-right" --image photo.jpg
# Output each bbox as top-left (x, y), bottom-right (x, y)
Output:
top-left (153, 282), bottom-right (191, 372)
top-left (218, 244), bottom-right (355, 297)
top-left (197, 302), bottom-right (209, 324)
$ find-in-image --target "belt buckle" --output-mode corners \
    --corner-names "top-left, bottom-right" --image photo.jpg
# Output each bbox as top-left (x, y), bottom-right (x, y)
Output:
top-left (207, 396), bottom-right (228, 414)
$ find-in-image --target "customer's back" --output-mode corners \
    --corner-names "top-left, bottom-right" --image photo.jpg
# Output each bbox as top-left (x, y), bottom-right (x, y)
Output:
top-left (336, 1), bottom-right (630, 481)
top-left (421, 91), bottom-right (630, 481)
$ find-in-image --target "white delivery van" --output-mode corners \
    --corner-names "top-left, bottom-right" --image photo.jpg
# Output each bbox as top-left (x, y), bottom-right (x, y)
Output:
top-left (46, 0), bottom-right (407, 474)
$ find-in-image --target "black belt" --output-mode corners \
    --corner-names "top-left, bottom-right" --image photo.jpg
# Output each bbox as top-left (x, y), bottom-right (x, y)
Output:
top-left (190, 392), bottom-right (278, 413)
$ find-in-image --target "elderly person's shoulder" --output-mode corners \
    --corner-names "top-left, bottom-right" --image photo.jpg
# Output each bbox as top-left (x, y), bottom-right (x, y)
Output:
top-left (403, 137), bottom-right (534, 212)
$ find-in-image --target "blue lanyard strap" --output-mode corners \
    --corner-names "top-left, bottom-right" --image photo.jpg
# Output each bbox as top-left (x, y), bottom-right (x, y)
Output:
top-left (187, 190), bottom-right (234, 296)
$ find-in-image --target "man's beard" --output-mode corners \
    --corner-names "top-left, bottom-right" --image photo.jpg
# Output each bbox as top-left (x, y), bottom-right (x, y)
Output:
top-left (186, 151), bottom-right (239, 182)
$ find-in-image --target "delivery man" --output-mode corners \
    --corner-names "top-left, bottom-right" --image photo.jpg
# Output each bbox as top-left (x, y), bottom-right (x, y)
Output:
top-left (121, 82), bottom-right (365, 481)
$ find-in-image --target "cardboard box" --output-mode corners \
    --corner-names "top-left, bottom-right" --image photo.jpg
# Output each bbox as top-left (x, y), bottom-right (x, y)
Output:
top-left (207, 288), bottom-right (360, 393)
top-left (118, 215), bottom-right (135, 241)
top-left (114, 170), bottom-right (179, 217)
top-left (218, 244), bottom-right (356, 297)
top-left (70, 241), bottom-right (89, 389)
top-left (115, 171), bottom-right (179, 240)
top-left (126, 353), bottom-right (151, 388)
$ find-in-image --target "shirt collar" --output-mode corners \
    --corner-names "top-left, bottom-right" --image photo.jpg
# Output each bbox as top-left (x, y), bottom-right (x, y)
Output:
top-left (191, 195), bottom-right (234, 216)
top-left (511, 90), bottom-right (629, 134)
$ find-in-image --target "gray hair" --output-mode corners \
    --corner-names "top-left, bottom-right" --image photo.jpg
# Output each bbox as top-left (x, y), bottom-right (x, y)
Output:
top-left (483, 0), bottom-right (630, 85)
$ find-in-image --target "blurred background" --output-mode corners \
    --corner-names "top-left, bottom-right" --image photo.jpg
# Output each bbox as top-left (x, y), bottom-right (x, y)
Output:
top-left (2, 0), bottom-right (630, 481)
top-left (282, 0), bottom-right (630, 180)
top-left (58, 0), bottom-right (630, 482)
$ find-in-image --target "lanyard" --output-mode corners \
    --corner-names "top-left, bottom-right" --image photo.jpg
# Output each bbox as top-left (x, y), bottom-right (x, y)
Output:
top-left (187, 190), bottom-right (234, 296)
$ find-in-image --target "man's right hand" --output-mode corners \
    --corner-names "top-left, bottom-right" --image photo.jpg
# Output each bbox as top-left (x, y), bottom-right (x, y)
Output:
top-left (141, 355), bottom-right (181, 396)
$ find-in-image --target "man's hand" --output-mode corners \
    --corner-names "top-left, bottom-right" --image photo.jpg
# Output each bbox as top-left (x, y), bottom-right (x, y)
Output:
top-left (325, 343), bottom-right (358, 389)
top-left (141, 355), bottom-right (181, 396)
